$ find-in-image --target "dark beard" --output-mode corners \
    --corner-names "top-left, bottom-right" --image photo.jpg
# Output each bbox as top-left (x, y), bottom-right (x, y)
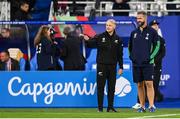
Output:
top-left (137, 21), bottom-right (145, 28)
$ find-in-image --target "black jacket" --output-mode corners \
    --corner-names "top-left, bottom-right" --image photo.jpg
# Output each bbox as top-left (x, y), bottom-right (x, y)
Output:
top-left (113, 1), bottom-right (130, 16)
top-left (128, 26), bottom-right (160, 66)
top-left (0, 58), bottom-right (20, 71)
top-left (154, 36), bottom-right (166, 66)
top-left (61, 34), bottom-right (86, 70)
top-left (36, 37), bottom-right (61, 70)
top-left (86, 31), bottom-right (123, 69)
top-left (12, 9), bottom-right (30, 21)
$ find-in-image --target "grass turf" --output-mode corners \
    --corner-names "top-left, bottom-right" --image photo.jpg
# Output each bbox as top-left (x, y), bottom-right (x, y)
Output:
top-left (0, 108), bottom-right (180, 118)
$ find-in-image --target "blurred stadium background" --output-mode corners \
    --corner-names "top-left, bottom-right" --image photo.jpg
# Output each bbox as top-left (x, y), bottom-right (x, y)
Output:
top-left (0, 0), bottom-right (180, 118)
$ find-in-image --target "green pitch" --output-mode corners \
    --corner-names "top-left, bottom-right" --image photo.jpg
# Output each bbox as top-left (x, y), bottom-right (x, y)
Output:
top-left (0, 108), bottom-right (180, 118)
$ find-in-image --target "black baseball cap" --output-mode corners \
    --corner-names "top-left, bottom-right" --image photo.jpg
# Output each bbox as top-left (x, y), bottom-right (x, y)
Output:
top-left (149, 20), bottom-right (159, 26)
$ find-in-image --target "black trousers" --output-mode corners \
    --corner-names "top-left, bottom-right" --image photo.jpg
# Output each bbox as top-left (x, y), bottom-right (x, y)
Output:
top-left (96, 64), bottom-right (116, 109)
top-left (153, 65), bottom-right (163, 101)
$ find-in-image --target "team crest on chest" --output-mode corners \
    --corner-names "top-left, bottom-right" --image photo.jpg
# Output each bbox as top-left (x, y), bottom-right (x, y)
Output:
top-left (134, 33), bottom-right (137, 39)
top-left (114, 40), bottom-right (118, 43)
top-left (145, 33), bottom-right (149, 40)
top-left (102, 37), bottom-right (106, 42)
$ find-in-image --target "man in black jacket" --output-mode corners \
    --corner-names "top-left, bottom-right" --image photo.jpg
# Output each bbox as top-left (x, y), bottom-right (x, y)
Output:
top-left (61, 26), bottom-right (86, 70)
top-left (149, 20), bottom-right (166, 102)
top-left (83, 19), bottom-right (123, 112)
top-left (12, 1), bottom-right (31, 21)
top-left (0, 50), bottom-right (20, 71)
top-left (112, 0), bottom-right (130, 16)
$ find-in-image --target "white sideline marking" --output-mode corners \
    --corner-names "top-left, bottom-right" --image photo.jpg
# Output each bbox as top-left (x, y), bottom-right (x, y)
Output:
top-left (133, 113), bottom-right (180, 118)
top-left (143, 113), bottom-right (180, 118)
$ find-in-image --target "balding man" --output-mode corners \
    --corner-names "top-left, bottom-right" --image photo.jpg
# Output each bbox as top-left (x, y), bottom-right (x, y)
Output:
top-left (83, 19), bottom-right (123, 112)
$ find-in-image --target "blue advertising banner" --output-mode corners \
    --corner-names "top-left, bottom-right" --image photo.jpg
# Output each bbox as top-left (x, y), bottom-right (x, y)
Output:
top-left (0, 71), bottom-right (137, 107)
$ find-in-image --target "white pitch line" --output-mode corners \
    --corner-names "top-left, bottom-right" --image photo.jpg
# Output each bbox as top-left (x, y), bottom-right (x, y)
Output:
top-left (143, 113), bottom-right (180, 118)
top-left (137, 113), bottom-right (180, 118)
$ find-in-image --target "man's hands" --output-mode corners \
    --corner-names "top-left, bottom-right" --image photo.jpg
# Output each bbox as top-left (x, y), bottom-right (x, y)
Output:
top-left (118, 69), bottom-right (123, 75)
top-left (79, 34), bottom-right (90, 41)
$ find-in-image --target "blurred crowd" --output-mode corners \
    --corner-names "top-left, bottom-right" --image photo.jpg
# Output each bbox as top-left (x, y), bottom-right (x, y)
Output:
top-left (53, 0), bottom-right (180, 17)
top-left (0, 0), bottom-right (179, 21)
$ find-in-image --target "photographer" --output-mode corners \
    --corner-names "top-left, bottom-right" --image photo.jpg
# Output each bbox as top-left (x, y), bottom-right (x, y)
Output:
top-left (34, 25), bottom-right (62, 70)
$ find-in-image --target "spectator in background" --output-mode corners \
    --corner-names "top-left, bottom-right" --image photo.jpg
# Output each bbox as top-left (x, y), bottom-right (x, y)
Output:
top-left (12, 0), bottom-right (31, 21)
top-left (0, 50), bottom-right (20, 71)
top-left (61, 26), bottom-right (86, 70)
top-left (26, 0), bottom-right (36, 11)
top-left (112, 0), bottom-right (130, 16)
top-left (0, 28), bottom-right (12, 51)
top-left (0, 28), bottom-right (10, 39)
top-left (34, 25), bottom-right (62, 71)
top-left (11, 0), bottom-right (35, 20)
top-left (0, 26), bottom-right (28, 52)
top-left (149, 20), bottom-right (166, 102)
top-left (68, 0), bottom-right (86, 16)
top-left (53, 0), bottom-right (68, 16)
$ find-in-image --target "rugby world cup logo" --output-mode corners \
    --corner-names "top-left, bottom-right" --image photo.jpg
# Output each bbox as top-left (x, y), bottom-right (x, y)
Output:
top-left (115, 76), bottom-right (132, 97)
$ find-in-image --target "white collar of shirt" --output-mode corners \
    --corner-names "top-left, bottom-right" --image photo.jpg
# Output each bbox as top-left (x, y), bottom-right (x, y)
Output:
top-left (6, 58), bottom-right (12, 71)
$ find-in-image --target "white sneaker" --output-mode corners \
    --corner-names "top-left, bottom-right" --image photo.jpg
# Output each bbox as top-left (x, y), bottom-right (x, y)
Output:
top-left (132, 103), bottom-right (141, 109)
top-left (148, 105), bottom-right (156, 109)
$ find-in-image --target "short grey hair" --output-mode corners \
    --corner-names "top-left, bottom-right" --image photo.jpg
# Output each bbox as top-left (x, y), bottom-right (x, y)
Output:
top-left (106, 19), bottom-right (116, 26)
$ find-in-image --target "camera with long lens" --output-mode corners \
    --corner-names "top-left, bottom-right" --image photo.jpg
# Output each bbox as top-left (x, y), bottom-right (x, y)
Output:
top-left (49, 26), bottom-right (57, 36)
